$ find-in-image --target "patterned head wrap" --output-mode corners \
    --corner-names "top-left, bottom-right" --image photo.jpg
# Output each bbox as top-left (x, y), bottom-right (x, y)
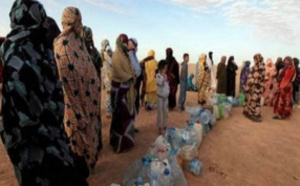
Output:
top-left (116, 34), bottom-right (129, 54)
top-left (266, 58), bottom-right (273, 68)
top-left (228, 56), bottom-right (235, 65)
top-left (129, 38), bottom-right (138, 47)
top-left (3, 0), bottom-right (57, 55)
top-left (221, 56), bottom-right (227, 63)
top-left (10, 0), bottom-right (47, 30)
top-left (105, 45), bottom-right (112, 52)
top-left (284, 56), bottom-right (293, 68)
top-left (254, 53), bottom-right (263, 65)
top-left (44, 17), bottom-right (61, 48)
top-left (245, 61), bottom-right (251, 67)
top-left (82, 26), bottom-right (93, 42)
top-left (166, 48), bottom-right (173, 58)
top-left (147, 49), bottom-right (155, 57)
top-left (199, 54), bottom-right (207, 66)
top-left (61, 7), bottom-right (83, 35)
top-left (101, 39), bottom-right (109, 51)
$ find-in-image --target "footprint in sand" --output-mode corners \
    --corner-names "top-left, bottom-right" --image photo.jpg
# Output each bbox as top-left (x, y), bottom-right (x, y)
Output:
top-left (209, 162), bottom-right (227, 179)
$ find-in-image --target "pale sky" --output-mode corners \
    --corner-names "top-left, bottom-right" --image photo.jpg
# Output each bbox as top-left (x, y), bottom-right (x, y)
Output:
top-left (0, 0), bottom-right (299, 65)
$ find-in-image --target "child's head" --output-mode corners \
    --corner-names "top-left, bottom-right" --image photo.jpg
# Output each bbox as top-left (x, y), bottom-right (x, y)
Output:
top-left (183, 53), bottom-right (189, 62)
top-left (158, 60), bottom-right (168, 74)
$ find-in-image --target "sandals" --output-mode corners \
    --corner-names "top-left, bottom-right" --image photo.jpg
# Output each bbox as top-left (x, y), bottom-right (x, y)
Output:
top-left (273, 116), bottom-right (282, 120)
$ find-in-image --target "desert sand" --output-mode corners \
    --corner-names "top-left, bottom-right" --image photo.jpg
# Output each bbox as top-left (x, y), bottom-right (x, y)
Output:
top-left (0, 64), bottom-right (300, 186)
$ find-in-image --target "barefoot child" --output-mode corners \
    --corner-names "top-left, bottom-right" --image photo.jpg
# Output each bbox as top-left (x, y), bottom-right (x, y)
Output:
top-left (156, 60), bottom-right (170, 134)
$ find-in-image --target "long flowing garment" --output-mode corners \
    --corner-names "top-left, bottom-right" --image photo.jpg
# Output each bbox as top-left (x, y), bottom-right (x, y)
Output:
top-left (54, 7), bottom-right (102, 168)
top-left (226, 61), bottom-right (238, 97)
top-left (243, 54), bottom-right (265, 122)
top-left (195, 61), bottom-right (199, 89)
top-left (198, 54), bottom-right (211, 104)
top-left (207, 58), bottom-right (216, 90)
top-left (166, 48), bottom-right (180, 109)
top-left (145, 50), bottom-right (158, 108)
top-left (103, 51), bottom-right (113, 115)
top-left (179, 62), bottom-right (188, 107)
top-left (274, 65), bottom-right (295, 119)
top-left (216, 62), bottom-right (227, 94)
top-left (83, 26), bottom-right (102, 77)
top-left (263, 60), bottom-right (278, 106)
top-left (139, 60), bottom-right (147, 109)
top-left (0, 38), bottom-right (3, 83)
top-left (100, 39), bottom-right (110, 88)
top-left (110, 35), bottom-right (136, 153)
top-left (239, 61), bottom-right (251, 94)
top-left (0, 1), bottom-right (88, 185)
top-left (292, 63), bottom-right (299, 103)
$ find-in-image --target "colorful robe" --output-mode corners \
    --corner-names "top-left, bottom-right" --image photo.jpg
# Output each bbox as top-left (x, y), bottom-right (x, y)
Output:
top-left (110, 35), bottom-right (136, 153)
top-left (145, 50), bottom-right (158, 108)
top-left (1, 1), bottom-right (88, 185)
top-left (103, 51), bottom-right (113, 115)
top-left (54, 7), bottom-right (102, 168)
top-left (263, 60), bottom-right (278, 106)
top-left (239, 61), bottom-right (251, 94)
top-left (243, 55), bottom-right (265, 122)
top-left (274, 65), bottom-right (295, 119)
top-left (198, 54), bottom-right (211, 104)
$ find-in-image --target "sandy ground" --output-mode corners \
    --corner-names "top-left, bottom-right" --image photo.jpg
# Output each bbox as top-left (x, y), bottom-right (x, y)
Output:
top-left (1, 64), bottom-right (300, 186)
top-left (1, 91), bottom-right (300, 186)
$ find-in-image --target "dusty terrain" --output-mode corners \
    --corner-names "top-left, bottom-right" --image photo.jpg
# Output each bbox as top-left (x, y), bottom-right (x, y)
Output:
top-left (1, 64), bottom-right (300, 186)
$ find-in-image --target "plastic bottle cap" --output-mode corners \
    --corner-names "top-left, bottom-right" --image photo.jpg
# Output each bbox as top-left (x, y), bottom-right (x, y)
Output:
top-left (152, 173), bottom-right (158, 180)
top-left (164, 168), bottom-right (170, 175)
top-left (136, 176), bottom-right (143, 184)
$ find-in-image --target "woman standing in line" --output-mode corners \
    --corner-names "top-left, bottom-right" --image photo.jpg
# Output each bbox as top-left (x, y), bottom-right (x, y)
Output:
top-left (110, 34), bottom-right (136, 153)
top-left (262, 59), bottom-right (278, 106)
top-left (226, 56), bottom-right (238, 97)
top-left (83, 26), bottom-right (102, 77)
top-left (216, 56), bottom-right (227, 94)
top-left (197, 54), bottom-right (211, 105)
top-left (145, 50), bottom-right (158, 110)
top-left (54, 7), bottom-right (102, 170)
top-left (243, 54), bottom-right (266, 122)
top-left (166, 48), bottom-right (180, 110)
top-left (239, 61), bottom-right (251, 94)
top-left (273, 57), bottom-right (296, 120)
top-left (103, 43), bottom-right (113, 118)
top-left (1, 1), bottom-right (88, 185)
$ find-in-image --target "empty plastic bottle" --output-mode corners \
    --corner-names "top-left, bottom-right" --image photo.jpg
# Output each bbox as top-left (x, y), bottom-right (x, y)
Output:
top-left (184, 159), bottom-right (203, 177)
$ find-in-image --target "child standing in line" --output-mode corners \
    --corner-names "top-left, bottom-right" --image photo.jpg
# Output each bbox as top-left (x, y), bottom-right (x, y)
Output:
top-left (156, 60), bottom-right (170, 135)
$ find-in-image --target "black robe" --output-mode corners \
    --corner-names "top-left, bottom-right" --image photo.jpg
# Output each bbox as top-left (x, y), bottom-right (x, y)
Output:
top-left (0, 2), bottom-right (88, 185)
top-left (226, 62), bottom-right (238, 97)
top-left (166, 56), bottom-right (180, 109)
top-left (216, 62), bottom-right (227, 94)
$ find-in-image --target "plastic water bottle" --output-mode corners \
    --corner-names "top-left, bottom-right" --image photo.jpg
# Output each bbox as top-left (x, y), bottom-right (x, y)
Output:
top-left (189, 117), bottom-right (195, 125)
top-left (184, 159), bottom-right (203, 177)
top-left (151, 172), bottom-right (159, 186)
top-left (135, 176), bottom-right (143, 185)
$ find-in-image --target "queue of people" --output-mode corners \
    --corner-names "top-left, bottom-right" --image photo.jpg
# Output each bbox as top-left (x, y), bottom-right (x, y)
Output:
top-left (0, 0), bottom-right (299, 185)
top-left (215, 54), bottom-right (299, 122)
